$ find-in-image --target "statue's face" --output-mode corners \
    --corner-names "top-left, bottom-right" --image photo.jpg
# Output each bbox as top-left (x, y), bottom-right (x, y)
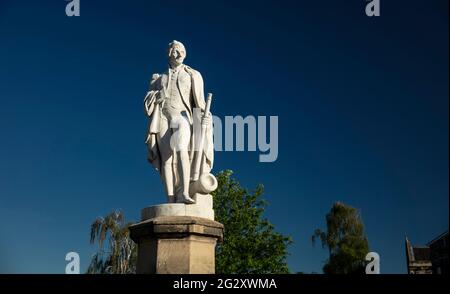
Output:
top-left (168, 44), bottom-right (186, 67)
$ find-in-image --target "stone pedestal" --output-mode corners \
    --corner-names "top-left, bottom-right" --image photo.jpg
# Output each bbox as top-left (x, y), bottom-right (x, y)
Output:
top-left (129, 215), bottom-right (223, 274)
top-left (141, 193), bottom-right (214, 220)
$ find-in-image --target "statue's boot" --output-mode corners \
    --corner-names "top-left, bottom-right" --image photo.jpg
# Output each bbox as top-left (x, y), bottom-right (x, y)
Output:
top-left (167, 195), bottom-right (176, 203)
top-left (178, 194), bottom-right (196, 204)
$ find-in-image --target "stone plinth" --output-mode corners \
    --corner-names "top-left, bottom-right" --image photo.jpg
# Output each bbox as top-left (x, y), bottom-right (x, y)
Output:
top-left (129, 215), bottom-right (224, 274)
top-left (141, 193), bottom-right (214, 221)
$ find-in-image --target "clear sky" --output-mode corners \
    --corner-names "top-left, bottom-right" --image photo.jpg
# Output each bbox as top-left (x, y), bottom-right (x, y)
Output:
top-left (0, 0), bottom-right (448, 274)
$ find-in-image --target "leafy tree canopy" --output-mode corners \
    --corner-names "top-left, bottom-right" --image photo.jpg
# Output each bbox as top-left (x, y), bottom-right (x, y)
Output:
top-left (213, 170), bottom-right (292, 274)
top-left (312, 202), bottom-right (369, 274)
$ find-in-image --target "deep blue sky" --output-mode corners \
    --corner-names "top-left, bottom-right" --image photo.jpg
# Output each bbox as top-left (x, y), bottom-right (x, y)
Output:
top-left (0, 0), bottom-right (448, 274)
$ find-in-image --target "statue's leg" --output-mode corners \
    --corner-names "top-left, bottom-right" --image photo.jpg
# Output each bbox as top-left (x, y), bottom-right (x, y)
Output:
top-left (158, 116), bottom-right (175, 202)
top-left (172, 114), bottom-right (195, 204)
top-left (178, 149), bottom-right (191, 198)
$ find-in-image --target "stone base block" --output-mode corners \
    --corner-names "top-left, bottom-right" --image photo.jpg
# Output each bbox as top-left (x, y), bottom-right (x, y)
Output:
top-left (129, 216), bottom-right (224, 274)
top-left (141, 193), bottom-right (214, 220)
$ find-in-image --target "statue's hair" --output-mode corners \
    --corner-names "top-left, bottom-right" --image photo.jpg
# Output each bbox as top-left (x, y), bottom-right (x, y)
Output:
top-left (167, 40), bottom-right (186, 54)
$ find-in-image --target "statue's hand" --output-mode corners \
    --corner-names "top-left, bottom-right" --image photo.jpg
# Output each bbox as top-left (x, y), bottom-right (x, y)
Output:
top-left (156, 91), bottom-right (165, 105)
top-left (201, 112), bottom-right (212, 127)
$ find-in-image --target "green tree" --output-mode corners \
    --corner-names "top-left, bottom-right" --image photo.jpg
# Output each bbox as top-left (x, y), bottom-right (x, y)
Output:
top-left (213, 170), bottom-right (292, 273)
top-left (312, 202), bottom-right (369, 274)
top-left (87, 210), bottom-right (137, 274)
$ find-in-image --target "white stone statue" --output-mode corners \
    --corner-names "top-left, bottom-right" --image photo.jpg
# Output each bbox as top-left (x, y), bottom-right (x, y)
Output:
top-left (144, 40), bottom-right (217, 205)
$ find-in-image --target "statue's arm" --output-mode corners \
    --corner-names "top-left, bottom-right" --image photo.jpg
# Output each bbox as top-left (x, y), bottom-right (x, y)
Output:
top-left (191, 69), bottom-right (206, 111)
top-left (144, 74), bottom-right (161, 117)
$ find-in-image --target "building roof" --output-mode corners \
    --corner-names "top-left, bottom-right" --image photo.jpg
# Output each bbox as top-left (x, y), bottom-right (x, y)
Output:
top-left (427, 230), bottom-right (449, 247)
top-left (412, 247), bottom-right (431, 261)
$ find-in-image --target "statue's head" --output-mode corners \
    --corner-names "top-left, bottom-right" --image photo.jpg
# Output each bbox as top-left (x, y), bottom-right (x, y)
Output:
top-left (167, 40), bottom-right (186, 68)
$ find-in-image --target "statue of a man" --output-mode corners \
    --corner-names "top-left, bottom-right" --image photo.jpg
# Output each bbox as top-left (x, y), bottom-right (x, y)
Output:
top-left (144, 40), bottom-right (214, 204)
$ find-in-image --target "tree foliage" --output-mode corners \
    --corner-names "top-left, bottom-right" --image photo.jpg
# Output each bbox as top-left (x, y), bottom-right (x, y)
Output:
top-left (213, 170), bottom-right (292, 273)
top-left (312, 202), bottom-right (369, 274)
top-left (86, 210), bottom-right (136, 274)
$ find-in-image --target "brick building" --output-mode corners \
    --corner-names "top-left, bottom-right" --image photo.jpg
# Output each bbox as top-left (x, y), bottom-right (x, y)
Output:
top-left (405, 231), bottom-right (449, 274)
